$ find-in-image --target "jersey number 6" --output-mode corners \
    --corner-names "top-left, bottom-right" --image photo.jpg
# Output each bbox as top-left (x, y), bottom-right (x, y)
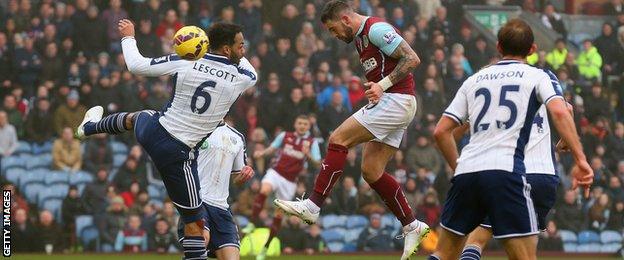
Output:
top-left (473, 85), bottom-right (519, 133)
top-left (191, 80), bottom-right (216, 114)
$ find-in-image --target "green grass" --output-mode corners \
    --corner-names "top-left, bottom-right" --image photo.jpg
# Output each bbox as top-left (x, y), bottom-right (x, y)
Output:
top-left (6, 254), bottom-right (619, 260)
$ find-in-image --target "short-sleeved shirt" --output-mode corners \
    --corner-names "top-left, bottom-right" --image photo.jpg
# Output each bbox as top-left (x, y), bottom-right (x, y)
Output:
top-left (444, 60), bottom-right (563, 176)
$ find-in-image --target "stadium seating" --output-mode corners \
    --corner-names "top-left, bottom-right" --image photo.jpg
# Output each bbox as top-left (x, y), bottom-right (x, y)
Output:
top-left (111, 141), bottom-right (129, 155)
top-left (1, 155), bottom-right (25, 173)
top-left (75, 215), bottom-right (94, 238)
top-left (113, 154), bottom-right (127, 168)
top-left (343, 227), bottom-right (364, 243)
top-left (563, 242), bottom-right (577, 252)
top-left (560, 230), bottom-right (578, 243)
top-left (321, 228), bottom-right (345, 243)
top-left (4, 167), bottom-right (25, 184)
top-left (41, 197), bottom-right (63, 221)
top-left (326, 242), bottom-right (345, 252)
top-left (45, 171), bottom-right (70, 185)
top-left (578, 230), bottom-right (601, 244)
top-left (601, 243), bottom-right (622, 253)
top-left (25, 154), bottom-right (52, 170)
top-left (600, 230), bottom-right (623, 244)
top-left (576, 243), bottom-right (602, 252)
top-left (15, 141), bottom-right (31, 155)
top-left (31, 141), bottom-right (53, 155)
top-left (345, 215), bottom-right (368, 229)
top-left (69, 171), bottom-right (94, 186)
top-left (22, 182), bottom-right (45, 202)
top-left (148, 184), bottom-right (165, 201)
top-left (342, 243), bottom-right (357, 252)
top-left (80, 226), bottom-right (100, 251)
top-left (321, 215), bottom-right (347, 229)
top-left (19, 170), bottom-right (45, 190)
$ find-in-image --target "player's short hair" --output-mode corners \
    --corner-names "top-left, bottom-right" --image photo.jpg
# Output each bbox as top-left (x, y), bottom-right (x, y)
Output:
top-left (497, 19), bottom-right (534, 57)
top-left (295, 114), bottom-right (310, 121)
top-left (208, 22), bottom-right (243, 51)
top-left (321, 0), bottom-right (353, 23)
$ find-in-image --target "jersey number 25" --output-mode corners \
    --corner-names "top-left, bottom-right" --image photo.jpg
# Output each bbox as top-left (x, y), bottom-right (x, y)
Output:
top-left (473, 85), bottom-right (519, 133)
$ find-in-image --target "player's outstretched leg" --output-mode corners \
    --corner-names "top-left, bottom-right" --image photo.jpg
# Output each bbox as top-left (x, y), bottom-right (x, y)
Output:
top-left (461, 225), bottom-right (491, 260)
top-left (76, 106), bottom-right (135, 138)
top-left (256, 212), bottom-right (283, 260)
top-left (361, 142), bottom-right (429, 260)
top-left (274, 117), bottom-right (371, 224)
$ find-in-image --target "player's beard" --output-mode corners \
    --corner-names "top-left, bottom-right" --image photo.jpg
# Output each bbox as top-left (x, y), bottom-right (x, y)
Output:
top-left (339, 26), bottom-right (355, 43)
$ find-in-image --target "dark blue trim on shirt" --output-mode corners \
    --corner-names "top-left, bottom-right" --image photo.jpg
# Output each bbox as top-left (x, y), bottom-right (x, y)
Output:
top-left (203, 54), bottom-right (233, 65)
top-left (542, 68), bottom-right (563, 96)
top-left (443, 111), bottom-right (463, 125)
top-left (162, 73), bottom-right (178, 113)
top-left (513, 88), bottom-right (540, 173)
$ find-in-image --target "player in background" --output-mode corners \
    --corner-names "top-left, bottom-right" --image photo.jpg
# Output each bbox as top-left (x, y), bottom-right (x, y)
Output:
top-left (274, 1), bottom-right (430, 259)
top-left (457, 103), bottom-right (575, 259)
top-left (76, 20), bottom-right (257, 260)
top-left (431, 19), bottom-right (593, 260)
top-left (178, 122), bottom-right (254, 260)
top-left (249, 115), bottom-right (321, 260)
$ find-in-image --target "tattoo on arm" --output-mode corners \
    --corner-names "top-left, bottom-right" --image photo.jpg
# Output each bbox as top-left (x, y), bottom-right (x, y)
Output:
top-left (387, 40), bottom-right (420, 84)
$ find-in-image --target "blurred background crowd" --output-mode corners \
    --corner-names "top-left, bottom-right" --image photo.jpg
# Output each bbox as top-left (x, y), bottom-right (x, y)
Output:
top-left (0, 0), bottom-right (623, 255)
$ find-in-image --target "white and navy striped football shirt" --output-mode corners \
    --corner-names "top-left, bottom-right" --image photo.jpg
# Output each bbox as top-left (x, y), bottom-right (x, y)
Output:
top-left (196, 123), bottom-right (246, 210)
top-left (444, 59), bottom-right (563, 176)
top-left (121, 37), bottom-right (257, 149)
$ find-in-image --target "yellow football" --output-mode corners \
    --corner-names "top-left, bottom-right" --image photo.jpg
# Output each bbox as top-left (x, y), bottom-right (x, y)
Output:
top-left (173, 26), bottom-right (209, 60)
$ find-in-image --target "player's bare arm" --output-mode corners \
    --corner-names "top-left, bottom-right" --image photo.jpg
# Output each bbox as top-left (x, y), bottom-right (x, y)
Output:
top-left (233, 165), bottom-right (255, 185)
top-left (555, 102), bottom-right (575, 152)
top-left (253, 146), bottom-right (276, 159)
top-left (546, 98), bottom-right (593, 196)
top-left (364, 41), bottom-right (420, 103)
top-left (118, 19), bottom-right (135, 37)
top-left (434, 116), bottom-right (460, 170)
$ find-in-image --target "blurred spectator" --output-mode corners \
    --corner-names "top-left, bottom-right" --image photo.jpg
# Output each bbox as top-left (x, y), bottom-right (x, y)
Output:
top-left (281, 88), bottom-right (313, 131)
top-left (606, 123), bottom-right (624, 167)
top-left (604, 0), bottom-right (624, 15)
top-left (258, 76), bottom-right (285, 135)
top-left (584, 84), bottom-right (610, 121)
top-left (303, 224), bottom-right (328, 255)
top-left (276, 4), bottom-right (302, 43)
top-left (120, 181), bottom-right (141, 208)
top-left (415, 0), bottom-right (442, 21)
top-left (41, 42), bottom-right (64, 84)
top-left (607, 176), bottom-right (624, 202)
top-left (73, 6), bottom-right (108, 58)
top-left (555, 190), bottom-right (584, 232)
top-left (317, 76), bottom-right (350, 112)
top-left (12, 208), bottom-right (36, 252)
top-left (327, 176), bottom-right (358, 215)
top-left (343, 148), bottom-right (362, 181)
top-left (406, 135), bottom-right (443, 174)
top-left (62, 185), bottom-right (86, 252)
top-left (25, 98), bottom-right (54, 144)
top-left (594, 23), bottom-right (619, 80)
top-left (101, 0), bottom-right (129, 49)
top-left (546, 39), bottom-right (568, 71)
top-left (149, 218), bottom-right (178, 253)
top-left (13, 37), bottom-right (41, 91)
top-left (577, 40), bottom-right (603, 81)
top-left (347, 77), bottom-right (366, 110)
top-left (357, 181), bottom-right (385, 215)
top-left (3, 95), bottom-right (23, 138)
top-left (115, 214), bottom-right (148, 252)
top-left (83, 167), bottom-right (111, 231)
top-left (101, 196), bottom-right (129, 249)
top-left (296, 22), bottom-right (318, 58)
top-left (232, 179), bottom-right (262, 218)
top-left (319, 91), bottom-right (350, 137)
top-left (428, 7), bottom-right (451, 40)
top-left (155, 9), bottom-right (182, 38)
top-left (36, 210), bottom-right (65, 253)
top-left (52, 127), bottom-right (82, 172)
top-left (420, 78), bottom-right (445, 122)
top-left (157, 201), bottom-right (179, 233)
top-left (357, 213), bottom-right (394, 252)
top-left (267, 38), bottom-right (297, 82)
top-left (129, 191), bottom-right (151, 216)
top-left (135, 19), bottom-right (162, 57)
top-left (114, 157), bottom-right (148, 192)
top-left (53, 90), bottom-right (87, 136)
top-left (145, 82), bottom-right (170, 111)
top-left (588, 193), bottom-right (611, 231)
top-left (537, 220), bottom-right (564, 251)
top-left (237, 0), bottom-right (262, 45)
top-left (278, 215), bottom-right (306, 254)
top-left (541, 4), bottom-right (567, 40)
top-left (0, 110), bottom-right (18, 158)
top-left (83, 133), bottom-right (113, 173)
top-left (416, 190), bottom-right (441, 228)
top-left (591, 156), bottom-right (612, 188)
top-left (562, 53), bottom-right (581, 81)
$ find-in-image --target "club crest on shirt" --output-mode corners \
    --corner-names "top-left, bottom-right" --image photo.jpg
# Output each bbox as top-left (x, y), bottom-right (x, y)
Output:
top-left (383, 31), bottom-right (397, 44)
top-left (229, 136), bottom-right (238, 145)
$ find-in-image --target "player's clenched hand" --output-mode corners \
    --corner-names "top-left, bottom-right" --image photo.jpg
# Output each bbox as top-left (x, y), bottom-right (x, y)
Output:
top-left (118, 19), bottom-right (135, 38)
top-left (555, 139), bottom-right (570, 153)
top-left (234, 165), bottom-right (254, 185)
top-left (364, 82), bottom-right (384, 104)
top-left (571, 161), bottom-right (594, 198)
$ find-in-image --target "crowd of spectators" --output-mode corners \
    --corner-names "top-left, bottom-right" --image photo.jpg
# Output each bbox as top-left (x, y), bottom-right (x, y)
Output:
top-left (0, 0), bottom-right (622, 254)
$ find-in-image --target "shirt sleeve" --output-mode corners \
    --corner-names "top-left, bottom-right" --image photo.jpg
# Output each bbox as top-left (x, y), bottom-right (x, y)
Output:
top-left (443, 80), bottom-right (470, 125)
top-left (310, 139), bottom-right (321, 162)
top-left (368, 22), bottom-right (404, 56)
top-left (536, 69), bottom-right (564, 105)
top-left (270, 132), bottom-right (286, 149)
top-left (121, 37), bottom-right (191, 76)
top-left (236, 57), bottom-right (258, 90)
top-left (232, 142), bottom-right (246, 174)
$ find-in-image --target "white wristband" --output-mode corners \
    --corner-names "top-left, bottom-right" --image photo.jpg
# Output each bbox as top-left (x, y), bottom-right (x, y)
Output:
top-left (378, 77), bottom-right (393, 91)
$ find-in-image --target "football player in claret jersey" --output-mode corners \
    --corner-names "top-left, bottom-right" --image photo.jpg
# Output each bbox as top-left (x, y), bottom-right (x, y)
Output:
top-left (273, 1), bottom-right (430, 259)
top-left (431, 19), bottom-right (593, 260)
top-left (75, 20), bottom-right (257, 260)
top-left (178, 121), bottom-right (254, 260)
top-left (250, 115), bottom-right (321, 260)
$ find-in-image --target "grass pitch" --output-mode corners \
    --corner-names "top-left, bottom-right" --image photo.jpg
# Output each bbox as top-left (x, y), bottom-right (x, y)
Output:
top-left (7, 254), bottom-right (619, 260)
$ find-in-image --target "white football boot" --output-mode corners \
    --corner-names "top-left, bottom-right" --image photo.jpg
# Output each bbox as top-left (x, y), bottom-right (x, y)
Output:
top-left (400, 220), bottom-right (431, 260)
top-left (75, 106), bottom-right (104, 139)
top-left (273, 199), bottom-right (319, 225)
